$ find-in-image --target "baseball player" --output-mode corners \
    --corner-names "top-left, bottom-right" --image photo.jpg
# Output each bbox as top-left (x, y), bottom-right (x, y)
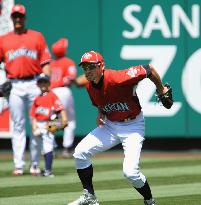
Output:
top-left (50, 38), bottom-right (77, 158)
top-left (68, 51), bottom-right (173, 205)
top-left (0, 4), bottom-right (51, 176)
top-left (30, 73), bottom-right (68, 177)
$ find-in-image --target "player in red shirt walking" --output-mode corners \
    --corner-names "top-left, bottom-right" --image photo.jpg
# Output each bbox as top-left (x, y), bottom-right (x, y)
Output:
top-left (0, 4), bottom-right (51, 176)
top-left (68, 51), bottom-right (173, 205)
top-left (30, 73), bottom-right (68, 177)
top-left (50, 38), bottom-right (77, 158)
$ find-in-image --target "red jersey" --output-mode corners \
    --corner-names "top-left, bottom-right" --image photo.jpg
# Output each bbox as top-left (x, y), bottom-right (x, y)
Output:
top-left (86, 65), bottom-right (151, 121)
top-left (30, 91), bottom-right (64, 121)
top-left (0, 29), bottom-right (51, 79)
top-left (50, 57), bottom-right (77, 88)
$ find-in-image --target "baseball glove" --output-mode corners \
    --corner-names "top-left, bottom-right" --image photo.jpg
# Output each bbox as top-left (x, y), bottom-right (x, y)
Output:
top-left (156, 83), bottom-right (173, 109)
top-left (0, 80), bottom-right (12, 98)
top-left (46, 119), bottom-right (67, 133)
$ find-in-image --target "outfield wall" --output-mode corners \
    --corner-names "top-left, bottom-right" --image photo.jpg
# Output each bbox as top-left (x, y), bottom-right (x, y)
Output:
top-left (0, 0), bottom-right (201, 138)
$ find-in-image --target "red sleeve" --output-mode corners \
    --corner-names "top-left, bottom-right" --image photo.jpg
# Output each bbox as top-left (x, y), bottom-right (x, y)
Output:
top-left (38, 33), bottom-right (51, 66)
top-left (30, 99), bottom-right (37, 118)
top-left (108, 65), bottom-right (149, 86)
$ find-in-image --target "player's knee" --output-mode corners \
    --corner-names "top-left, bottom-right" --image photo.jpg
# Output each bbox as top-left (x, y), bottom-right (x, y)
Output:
top-left (73, 145), bottom-right (90, 160)
top-left (13, 123), bottom-right (25, 134)
top-left (73, 145), bottom-right (92, 169)
top-left (123, 169), bottom-right (146, 188)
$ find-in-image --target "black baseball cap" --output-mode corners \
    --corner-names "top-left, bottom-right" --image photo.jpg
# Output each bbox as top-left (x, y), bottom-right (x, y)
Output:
top-left (36, 73), bottom-right (50, 83)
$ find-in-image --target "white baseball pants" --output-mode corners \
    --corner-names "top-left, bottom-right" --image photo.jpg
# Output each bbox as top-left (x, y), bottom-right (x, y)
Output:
top-left (36, 121), bottom-right (55, 154)
top-left (9, 79), bottom-right (41, 169)
top-left (52, 87), bottom-right (76, 148)
top-left (73, 112), bottom-right (146, 188)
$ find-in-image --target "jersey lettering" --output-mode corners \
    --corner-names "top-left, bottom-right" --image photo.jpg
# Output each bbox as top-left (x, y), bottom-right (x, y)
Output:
top-left (35, 107), bottom-right (49, 116)
top-left (51, 68), bottom-right (62, 81)
top-left (102, 102), bottom-right (129, 113)
top-left (7, 48), bottom-right (37, 62)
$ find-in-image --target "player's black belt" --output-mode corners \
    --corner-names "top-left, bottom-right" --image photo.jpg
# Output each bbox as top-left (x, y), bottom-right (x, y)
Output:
top-left (11, 76), bottom-right (35, 80)
top-left (119, 116), bottom-right (136, 122)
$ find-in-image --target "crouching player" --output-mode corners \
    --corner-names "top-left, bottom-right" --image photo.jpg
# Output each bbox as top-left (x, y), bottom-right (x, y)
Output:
top-left (30, 73), bottom-right (68, 177)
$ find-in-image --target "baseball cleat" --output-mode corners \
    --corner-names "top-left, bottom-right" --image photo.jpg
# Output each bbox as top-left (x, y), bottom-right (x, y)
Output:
top-left (30, 165), bottom-right (41, 176)
top-left (12, 168), bottom-right (23, 176)
top-left (40, 170), bottom-right (55, 178)
top-left (144, 198), bottom-right (156, 205)
top-left (67, 189), bottom-right (99, 205)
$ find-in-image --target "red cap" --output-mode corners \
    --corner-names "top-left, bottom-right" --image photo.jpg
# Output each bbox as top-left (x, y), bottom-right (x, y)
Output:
top-left (51, 38), bottom-right (68, 58)
top-left (79, 51), bottom-right (103, 66)
top-left (11, 4), bottom-right (26, 15)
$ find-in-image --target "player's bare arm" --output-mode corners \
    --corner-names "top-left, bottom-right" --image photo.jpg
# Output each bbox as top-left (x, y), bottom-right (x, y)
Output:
top-left (148, 64), bottom-right (173, 109)
top-left (42, 63), bottom-right (51, 76)
top-left (148, 64), bottom-right (168, 95)
top-left (31, 118), bottom-right (42, 138)
top-left (74, 74), bottom-right (88, 87)
top-left (31, 118), bottom-right (38, 132)
top-left (60, 109), bottom-right (68, 129)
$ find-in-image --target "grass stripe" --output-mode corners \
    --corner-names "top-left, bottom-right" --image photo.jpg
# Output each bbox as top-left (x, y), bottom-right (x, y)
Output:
top-left (101, 195), bottom-right (201, 205)
top-left (1, 156), bottom-right (201, 172)
top-left (0, 154), bottom-right (201, 205)
top-left (1, 175), bottom-right (201, 198)
top-left (1, 183), bottom-right (201, 205)
top-left (1, 164), bottom-right (201, 188)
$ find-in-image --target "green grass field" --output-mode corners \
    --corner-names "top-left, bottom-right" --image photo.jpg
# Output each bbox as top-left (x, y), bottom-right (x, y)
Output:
top-left (0, 151), bottom-right (201, 205)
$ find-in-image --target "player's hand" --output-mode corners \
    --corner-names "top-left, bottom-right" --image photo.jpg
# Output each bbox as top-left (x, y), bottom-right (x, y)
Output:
top-left (33, 128), bottom-right (41, 137)
top-left (159, 85), bottom-right (169, 96)
top-left (156, 83), bottom-right (173, 109)
top-left (96, 113), bottom-right (105, 127)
